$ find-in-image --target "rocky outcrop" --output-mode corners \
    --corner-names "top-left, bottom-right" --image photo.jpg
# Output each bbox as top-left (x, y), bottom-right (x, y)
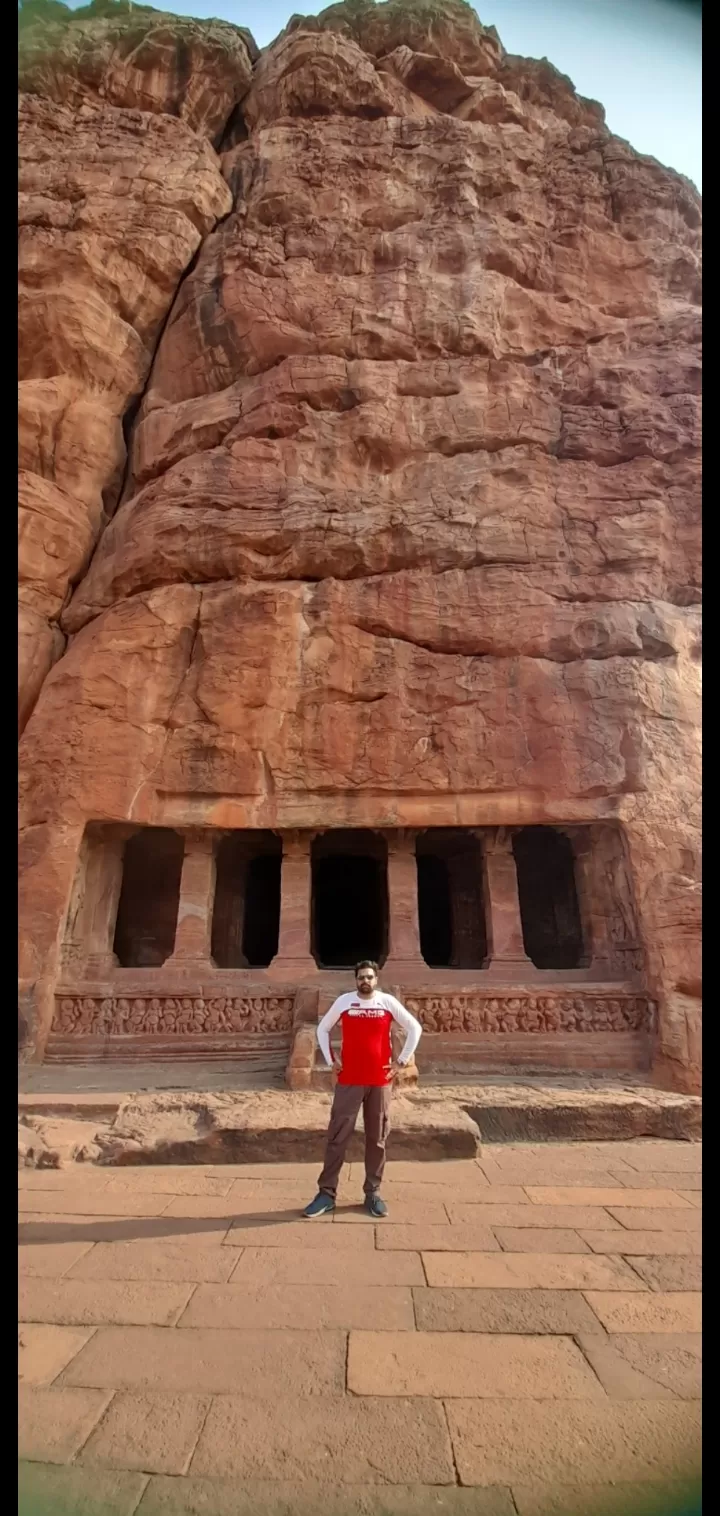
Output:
top-left (18, 2), bottom-right (701, 1089)
top-left (18, 10), bottom-right (258, 134)
top-left (17, 1082), bottom-right (700, 1167)
top-left (18, 11), bottom-right (255, 733)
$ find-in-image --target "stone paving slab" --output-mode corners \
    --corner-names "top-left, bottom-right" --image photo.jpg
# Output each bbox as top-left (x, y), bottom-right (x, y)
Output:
top-left (422, 1250), bottom-right (643, 1290)
top-left (18, 1462), bottom-right (148, 1516)
top-left (511, 1481), bottom-right (701, 1516)
top-left (526, 1187), bottom-right (692, 1208)
top-left (442, 1183), bottom-right (532, 1203)
top-left (19, 1278), bottom-right (194, 1328)
top-left (188, 1394), bottom-right (456, 1484)
top-left (179, 1282), bottom-right (416, 1331)
top-left (18, 1189), bottom-right (172, 1217)
top-left (347, 1330), bottom-right (604, 1398)
top-left (231, 1244), bottom-right (427, 1285)
top-left (612, 1144), bottom-right (701, 1172)
top-left (137, 1476), bottom-right (515, 1514)
top-left (412, 1287), bottom-right (602, 1335)
top-left (79, 1392), bottom-right (210, 1475)
top-left (18, 1240), bottom-right (94, 1277)
top-left (628, 1255), bottom-right (702, 1291)
top-left (584, 1332), bottom-right (702, 1400)
top-left (18, 1384), bottom-right (112, 1463)
top-left (20, 1168), bottom-right (124, 1190)
top-left (481, 1158), bottom-right (695, 1186)
top-left (608, 1170), bottom-right (702, 1190)
top-left (605, 1206), bottom-right (701, 1231)
top-left (493, 1226), bottom-right (591, 1253)
top-left (376, 1223), bottom-right (500, 1252)
top-left (158, 1194), bottom-right (308, 1219)
top-left (580, 1228), bottom-right (702, 1255)
top-left (65, 1240), bottom-right (239, 1283)
top-left (584, 1291), bottom-right (702, 1333)
top-left (225, 1218), bottom-right (378, 1247)
top-left (383, 1159), bottom-right (492, 1186)
top-left (447, 1202), bottom-right (623, 1228)
top-left (571, 1332), bottom-right (676, 1400)
top-left (18, 1323), bottom-right (94, 1386)
top-left (480, 1156), bottom-right (638, 1182)
top-left (444, 1399), bottom-right (701, 1486)
top-left (60, 1325), bottom-right (347, 1396)
top-left (95, 1171), bottom-right (237, 1198)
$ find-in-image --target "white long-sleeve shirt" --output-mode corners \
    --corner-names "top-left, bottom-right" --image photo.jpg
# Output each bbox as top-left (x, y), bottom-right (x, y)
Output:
top-left (316, 990), bottom-right (422, 1086)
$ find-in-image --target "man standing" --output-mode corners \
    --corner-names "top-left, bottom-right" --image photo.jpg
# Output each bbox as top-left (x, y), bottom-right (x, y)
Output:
top-left (303, 960), bottom-right (422, 1219)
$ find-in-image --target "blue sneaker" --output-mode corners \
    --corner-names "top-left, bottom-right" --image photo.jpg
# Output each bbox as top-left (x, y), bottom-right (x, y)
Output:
top-left (364, 1193), bottom-right (388, 1218)
top-left (303, 1192), bottom-right (335, 1218)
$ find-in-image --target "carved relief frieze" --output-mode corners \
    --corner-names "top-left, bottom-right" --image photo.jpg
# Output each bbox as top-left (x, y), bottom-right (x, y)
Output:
top-left (52, 994), bottom-right (294, 1036)
top-left (404, 993), bottom-right (655, 1035)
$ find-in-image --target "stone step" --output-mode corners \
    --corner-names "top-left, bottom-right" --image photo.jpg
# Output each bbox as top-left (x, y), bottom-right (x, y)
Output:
top-left (43, 1032), bottom-right (292, 1067)
top-left (19, 1089), bottom-right (481, 1167)
top-left (461, 1085), bottom-right (701, 1143)
top-left (19, 1079), bottom-right (699, 1167)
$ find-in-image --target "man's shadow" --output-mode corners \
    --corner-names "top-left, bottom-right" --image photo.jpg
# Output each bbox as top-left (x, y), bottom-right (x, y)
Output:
top-left (18, 1204), bottom-right (370, 1246)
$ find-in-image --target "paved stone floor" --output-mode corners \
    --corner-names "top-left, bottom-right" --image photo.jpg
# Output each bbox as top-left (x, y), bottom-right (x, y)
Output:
top-left (19, 1140), bottom-right (701, 1515)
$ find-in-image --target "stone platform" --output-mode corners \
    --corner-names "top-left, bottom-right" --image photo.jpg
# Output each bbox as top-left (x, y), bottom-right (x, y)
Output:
top-left (19, 1139), bottom-right (701, 1515)
top-left (19, 1075), bottom-right (700, 1168)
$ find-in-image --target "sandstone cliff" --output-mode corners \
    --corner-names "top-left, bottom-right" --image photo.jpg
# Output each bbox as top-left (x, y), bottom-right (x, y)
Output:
top-left (18, 1), bottom-right (701, 1089)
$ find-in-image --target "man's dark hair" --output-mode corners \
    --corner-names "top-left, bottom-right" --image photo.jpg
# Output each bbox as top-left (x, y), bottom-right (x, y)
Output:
top-left (355, 959), bottom-right (379, 974)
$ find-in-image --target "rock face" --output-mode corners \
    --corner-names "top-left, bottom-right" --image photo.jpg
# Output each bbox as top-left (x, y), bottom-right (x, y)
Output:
top-left (18, 11), bottom-right (256, 733)
top-left (18, 2), bottom-right (701, 1092)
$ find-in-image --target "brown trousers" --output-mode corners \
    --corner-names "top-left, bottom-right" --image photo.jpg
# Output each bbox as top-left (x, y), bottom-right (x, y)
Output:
top-left (317, 1082), bottom-right (392, 1197)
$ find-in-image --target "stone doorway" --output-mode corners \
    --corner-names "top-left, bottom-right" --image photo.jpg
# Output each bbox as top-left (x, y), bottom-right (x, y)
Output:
top-left (112, 828), bottom-right (184, 968)
top-left (311, 830), bottom-right (389, 969)
top-left (416, 830), bottom-right (487, 969)
top-left (512, 826), bottom-right (585, 970)
top-left (211, 831), bottom-right (281, 969)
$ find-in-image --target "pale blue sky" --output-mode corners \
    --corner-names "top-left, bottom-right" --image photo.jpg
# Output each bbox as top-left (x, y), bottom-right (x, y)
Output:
top-left (66, 0), bottom-right (701, 188)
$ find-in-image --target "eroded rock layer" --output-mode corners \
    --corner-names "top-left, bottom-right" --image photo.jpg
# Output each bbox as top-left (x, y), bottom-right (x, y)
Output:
top-left (18, 2), bottom-right (701, 1089)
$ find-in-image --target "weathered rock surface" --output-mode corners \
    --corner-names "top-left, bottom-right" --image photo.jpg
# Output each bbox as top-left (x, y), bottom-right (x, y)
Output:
top-left (18, 2), bottom-right (701, 1090)
top-left (93, 1089), bottom-right (480, 1163)
top-left (18, 10), bottom-right (258, 136)
top-left (18, 12), bottom-right (255, 733)
top-left (17, 1081), bottom-right (700, 1167)
top-left (18, 1114), bottom-right (101, 1168)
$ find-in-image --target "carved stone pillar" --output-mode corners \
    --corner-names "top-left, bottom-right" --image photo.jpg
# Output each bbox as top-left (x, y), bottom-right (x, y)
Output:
top-left (384, 830), bottom-right (423, 973)
top-left (168, 831), bottom-right (217, 964)
top-left (268, 832), bottom-right (317, 977)
top-left (482, 828), bottom-right (534, 978)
